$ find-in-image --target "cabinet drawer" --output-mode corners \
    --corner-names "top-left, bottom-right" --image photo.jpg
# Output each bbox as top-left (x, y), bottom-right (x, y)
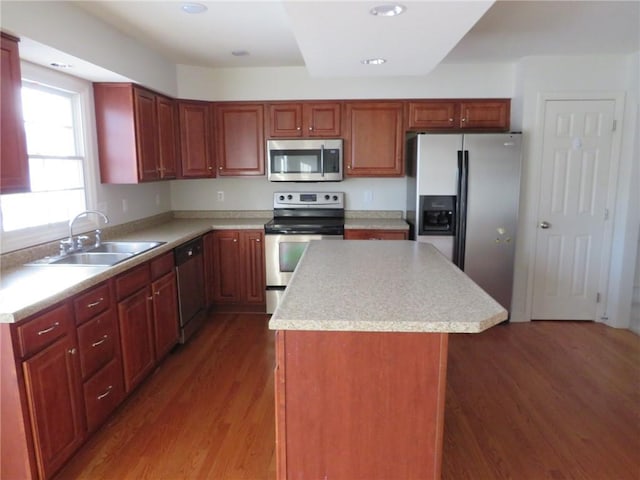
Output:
top-left (77, 309), bottom-right (117, 380)
top-left (83, 358), bottom-right (124, 433)
top-left (17, 302), bottom-right (72, 358)
top-left (115, 263), bottom-right (150, 300)
top-left (150, 251), bottom-right (174, 280)
top-left (74, 282), bottom-right (112, 325)
top-left (344, 229), bottom-right (408, 240)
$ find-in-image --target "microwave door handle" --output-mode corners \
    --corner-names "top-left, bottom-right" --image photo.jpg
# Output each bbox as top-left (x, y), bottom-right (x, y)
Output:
top-left (320, 144), bottom-right (325, 177)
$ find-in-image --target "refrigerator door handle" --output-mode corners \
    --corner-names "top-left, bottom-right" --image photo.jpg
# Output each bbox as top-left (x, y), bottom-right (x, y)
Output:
top-left (454, 151), bottom-right (464, 266)
top-left (456, 151), bottom-right (470, 270)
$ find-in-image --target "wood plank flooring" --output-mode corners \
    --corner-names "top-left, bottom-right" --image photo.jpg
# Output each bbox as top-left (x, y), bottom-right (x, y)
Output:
top-left (56, 314), bottom-right (640, 480)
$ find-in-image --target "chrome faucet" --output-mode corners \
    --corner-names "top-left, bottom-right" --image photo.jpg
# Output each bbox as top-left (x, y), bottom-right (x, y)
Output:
top-left (61, 210), bottom-right (110, 254)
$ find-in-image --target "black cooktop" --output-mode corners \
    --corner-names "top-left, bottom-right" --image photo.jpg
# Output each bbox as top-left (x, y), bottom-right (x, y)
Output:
top-left (264, 216), bottom-right (344, 235)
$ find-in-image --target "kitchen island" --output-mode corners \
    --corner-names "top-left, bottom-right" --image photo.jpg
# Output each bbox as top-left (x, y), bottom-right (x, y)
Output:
top-left (269, 240), bottom-right (506, 480)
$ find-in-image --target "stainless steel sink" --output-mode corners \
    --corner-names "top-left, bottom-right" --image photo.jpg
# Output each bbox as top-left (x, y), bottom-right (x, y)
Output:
top-left (49, 252), bottom-right (133, 266)
top-left (86, 241), bottom-right (164, 254)
top-left (26, 241), bottom-right (164, 267)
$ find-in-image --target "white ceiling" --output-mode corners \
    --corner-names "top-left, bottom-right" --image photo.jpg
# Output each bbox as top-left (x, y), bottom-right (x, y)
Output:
top-left (17, 1), bottom-right (640, 79)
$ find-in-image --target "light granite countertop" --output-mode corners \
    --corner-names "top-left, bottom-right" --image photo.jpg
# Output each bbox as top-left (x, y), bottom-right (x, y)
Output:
top-left (268, 240), bottom-right (507, 333)
top-left (0, 217), bottom-right (270, 323)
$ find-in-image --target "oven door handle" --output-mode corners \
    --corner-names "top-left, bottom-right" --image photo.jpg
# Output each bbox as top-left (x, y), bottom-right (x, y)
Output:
top-left (320, 144), bottom-right (325, 177)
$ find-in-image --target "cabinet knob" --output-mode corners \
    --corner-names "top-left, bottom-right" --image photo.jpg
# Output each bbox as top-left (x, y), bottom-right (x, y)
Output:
top-left (233, 239), bottom-right (238, 243)
top-left (296, 126), bottom-right (301, 131)
top-left (218, 166), bottom-right (223, 170)
top-left (147, 295), bottom-right (154, 301)
top-left (208, 166), bottom-right (213, 170)
top-left (461, 118), bottom-right (466, 122)
top-left (449, 118), bottom-right (454, 122)
top-left (308, 126), bottom-right (313, 131)
top-left (256, 238), bottom-right (261, 242)
top-left (68, 348), bottom-right (77, 355)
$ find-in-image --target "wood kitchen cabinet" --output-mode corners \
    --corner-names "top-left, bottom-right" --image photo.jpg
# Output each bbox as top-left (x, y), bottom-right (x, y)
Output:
top-left (344, 229), bottom-right (408, 240)
top-left (407, 99), bottom-right (510, 132)
top-left (344, 101), bottom-right (404, 177)
top-left (74, 281), bottom-right (124, 433)
top-left (208, 229), bottom-right (265, 309)
top-left (94, 83), bottom-right (179, 183)
top-left (267, 101), bottom-right (342, 138)
top-left (214, 102), bottom-right (265, 176)
top-left (178, 100), bottom-right (215, 178)
top-left (149, 252), bottom-right (179, 360)
top-left (115, 264), bottom-right (155, 393)
top-left (18, 302), bottom-right (86, 480)
top-left (1, 32), bottom-right (30, 193)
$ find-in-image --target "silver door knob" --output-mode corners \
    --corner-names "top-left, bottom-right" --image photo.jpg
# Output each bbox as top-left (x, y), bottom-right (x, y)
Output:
top-left (539, 221), bottom-right (551, 229)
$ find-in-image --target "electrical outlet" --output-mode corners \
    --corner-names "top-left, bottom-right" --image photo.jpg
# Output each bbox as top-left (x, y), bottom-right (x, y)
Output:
top-left (122, 198), bottom-right (128, 213)
top-left (364, 190), bottom-right (373, 203)
top-left (217, 191), bottom-right (225, 202)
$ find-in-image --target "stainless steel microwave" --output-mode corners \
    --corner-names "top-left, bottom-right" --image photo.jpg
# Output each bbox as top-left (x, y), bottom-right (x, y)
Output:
top-left (267, 139), bottom-right (343, 182)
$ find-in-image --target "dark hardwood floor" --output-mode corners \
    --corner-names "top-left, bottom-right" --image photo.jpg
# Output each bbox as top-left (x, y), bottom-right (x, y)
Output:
top-left (56, 314), bottom-right (640, 480)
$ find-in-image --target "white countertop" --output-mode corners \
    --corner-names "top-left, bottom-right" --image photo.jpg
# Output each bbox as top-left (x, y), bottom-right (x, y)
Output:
top-left (269, 240), bottom-right (507, 333)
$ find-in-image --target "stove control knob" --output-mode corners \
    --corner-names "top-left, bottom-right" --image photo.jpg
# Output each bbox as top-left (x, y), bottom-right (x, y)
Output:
top-left (278, 195), bottom-right (285, 201)
top-left (333, 195), bottom-right (338, 201)
top-left (325, 194), bottom-right (330, 200)
top-left (287, 194), bottom-right (293, 200)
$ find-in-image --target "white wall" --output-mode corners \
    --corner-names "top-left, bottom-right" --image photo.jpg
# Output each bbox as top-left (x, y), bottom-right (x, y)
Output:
top-left (512, 54), bottom-right (639, 328)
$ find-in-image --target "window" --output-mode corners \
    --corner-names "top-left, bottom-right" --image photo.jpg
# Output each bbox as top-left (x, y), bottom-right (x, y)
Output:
top-left (0, 62), bottom-right (96, 252)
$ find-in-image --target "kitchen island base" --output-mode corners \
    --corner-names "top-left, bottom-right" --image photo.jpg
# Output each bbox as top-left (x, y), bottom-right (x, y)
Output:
top-left (275, 329), bottom-right (448, 480)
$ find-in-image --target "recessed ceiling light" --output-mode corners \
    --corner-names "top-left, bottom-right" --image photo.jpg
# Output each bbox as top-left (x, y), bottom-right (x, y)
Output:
top-left (50, 62), bottom-right (73, 69)
top-left (181, 3), bottom-right (207, 14)
top-left (231, 50), bottom-right (250, 57)
top-left (361, 58), bottom-right (387, 65)
top-left (369, 4), bottom-right (406, 17)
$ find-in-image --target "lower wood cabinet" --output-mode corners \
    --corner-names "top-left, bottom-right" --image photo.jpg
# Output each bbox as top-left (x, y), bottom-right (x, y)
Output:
top-left (150, 267), bottom-right (179, 360)
top-left (205, 229), bottom-right (265, 310)
top-left (344, 229), bottom-right (408, 240)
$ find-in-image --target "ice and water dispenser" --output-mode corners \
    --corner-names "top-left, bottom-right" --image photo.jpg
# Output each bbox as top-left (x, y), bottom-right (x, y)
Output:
top-left (419, 196), bottom-right (455, 236)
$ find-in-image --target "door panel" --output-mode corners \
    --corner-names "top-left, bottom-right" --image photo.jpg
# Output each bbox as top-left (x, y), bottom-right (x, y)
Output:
top-left (532, 100), bottom-right (615, 320)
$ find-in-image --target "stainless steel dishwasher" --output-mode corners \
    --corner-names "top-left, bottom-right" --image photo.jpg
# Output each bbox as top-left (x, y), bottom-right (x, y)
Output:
top-left (174, 237), bottom-right (206, 344)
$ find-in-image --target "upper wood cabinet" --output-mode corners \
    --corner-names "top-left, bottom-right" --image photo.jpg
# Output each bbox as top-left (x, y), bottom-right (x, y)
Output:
top-left (214, 103), bottom-right (265, 176)
top-left (1, 33), bottom-right (29, 193)
top-left (407, 99), bottom-right (510, 132)
top-left (94, 83), bottom-right (178, 183)
top-left (344, 101), bottom-right (404, 177)
top-left (267, 101), bottom-right (341, 138)
top-left (178, 100), bottom-right (215, 178)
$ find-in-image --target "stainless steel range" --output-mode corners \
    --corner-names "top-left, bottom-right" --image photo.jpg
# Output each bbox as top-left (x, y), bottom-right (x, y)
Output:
top-left (264, 191), bottom-right (345, 313)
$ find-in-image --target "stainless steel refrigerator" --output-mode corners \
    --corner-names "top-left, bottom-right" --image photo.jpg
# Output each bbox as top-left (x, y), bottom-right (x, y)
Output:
top-left (406, 133), bottom-right (522, 312)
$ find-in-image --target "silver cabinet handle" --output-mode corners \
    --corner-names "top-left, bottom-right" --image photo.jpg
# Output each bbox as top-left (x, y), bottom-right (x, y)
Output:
top-left (540, 221), bottom-right (551, 229)
top-left (87, 297), bottom-right (104, 308)
top-left (97, 385), bottom-right (113, 400)
top-left (91, 334), bottom-right (108, 348)
top-left (37, 322), bottom-right (60, 335)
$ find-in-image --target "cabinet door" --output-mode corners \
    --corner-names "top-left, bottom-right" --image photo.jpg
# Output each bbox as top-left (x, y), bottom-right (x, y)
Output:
top-left (304, 102), bottom-right (342, 137)
top-left (242, 231), bottom-right (265, 304)
top-left (407, 101), bottom-right (457, 130)
top-left (178, 101), bottom-right (214, 178)
top-left (459, 100), bottom-right (510, 131)
top-left (133, 87), bottom-right (160, 181)
top-left (344, 102), bottom-right (404, 177)
top-left (344, 229), bottom-right (408, 240)
top-left (118, 288), bottom-right (155, 393)
top-left (156, 95), bottom-right (179, 179)
top-left (203, 231), bottom-right (217, 307)
top-left (23, 336), bottom-right (85, 480)
top-left (215, 103), bottom-right (265, 176)
top-left (268, 103), bottom-right (303, 137)
top-left (211, 230), bottom-right (242, 303)
top-left (151, 271), bottom-right (179, 360)
top-left (0, 33), bottom-right (29, 193)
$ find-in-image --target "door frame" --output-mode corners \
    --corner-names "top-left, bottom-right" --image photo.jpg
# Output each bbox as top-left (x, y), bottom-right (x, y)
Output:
top-left (523, 92), bottom-right (625, 323)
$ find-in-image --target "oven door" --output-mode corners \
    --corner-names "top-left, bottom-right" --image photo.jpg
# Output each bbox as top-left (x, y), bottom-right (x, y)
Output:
top-left (265, 233), bottom-right (343, 287)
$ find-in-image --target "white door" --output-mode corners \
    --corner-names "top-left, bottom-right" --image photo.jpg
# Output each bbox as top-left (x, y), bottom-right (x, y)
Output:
top-left (531, 100), bottom-right (615, 320)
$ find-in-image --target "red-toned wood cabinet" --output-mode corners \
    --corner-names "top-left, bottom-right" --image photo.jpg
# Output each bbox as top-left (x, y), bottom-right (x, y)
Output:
top-left (267, 101), bottom-right (341, 138)
top-left (275, 330), bottom-right (449, 479)
top-left (207, 229), bottom-right (265, 309)
top-left (0, 32), bottom-right (29, 193)
top-left (93, 83), bottom-right (179, 183)
top-left (407, 99), bottom-right (510, 132)
top-left (344, 229), bottom-right (408, 240)
top-left (214, 102), bottom-right (265, 176)
top-left (344, 101), bottom-right (405, 177)
top-left (149, 252), bottom-right (179, 360)
top-left (178, 100), bottom-right (215, 178)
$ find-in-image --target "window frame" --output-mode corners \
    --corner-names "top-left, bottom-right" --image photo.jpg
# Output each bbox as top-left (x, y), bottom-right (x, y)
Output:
top-left (0, 61), bottom-right (99, 253)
